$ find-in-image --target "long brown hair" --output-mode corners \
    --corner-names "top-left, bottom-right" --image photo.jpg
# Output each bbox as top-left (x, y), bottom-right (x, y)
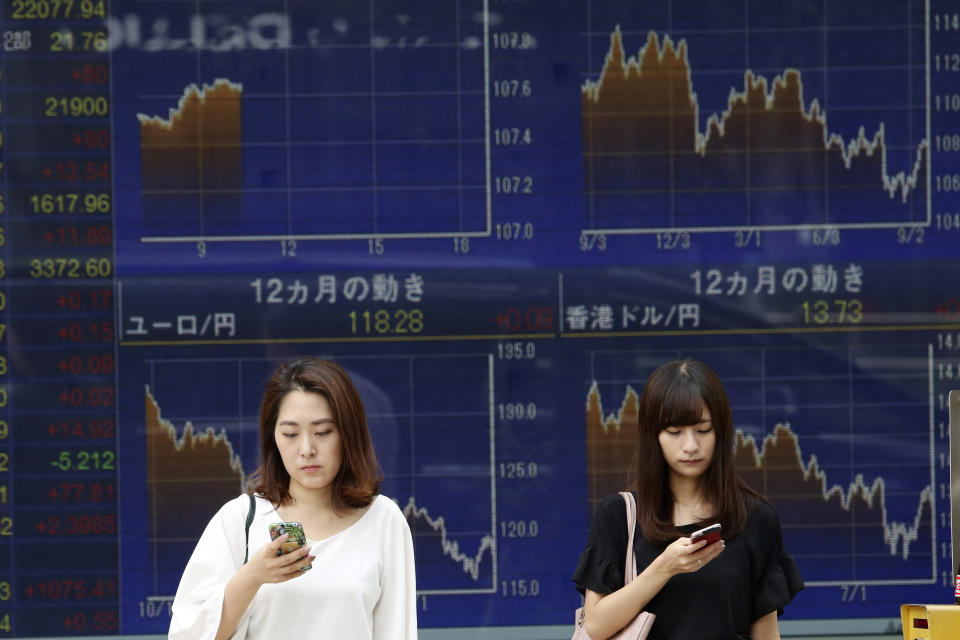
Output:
top-left (248, 357), bottom-right (382, 513)
top-left (631, 359), bottom-right (760, 543)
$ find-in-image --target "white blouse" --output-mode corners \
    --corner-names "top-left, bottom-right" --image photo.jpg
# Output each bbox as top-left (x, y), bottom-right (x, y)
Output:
top-left (169, 493), bottom-right (418, 640)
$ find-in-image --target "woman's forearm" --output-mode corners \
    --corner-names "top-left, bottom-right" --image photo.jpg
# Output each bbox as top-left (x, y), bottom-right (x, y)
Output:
top-left (583, 563), bottom-right (671, 640)
top-left (215, 569), bottom-right (260, 640)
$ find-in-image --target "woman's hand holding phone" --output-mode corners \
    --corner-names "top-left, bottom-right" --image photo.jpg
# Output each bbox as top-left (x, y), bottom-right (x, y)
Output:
top-left (654, 525), bottom-right (725, 576)
top-left (690, 523), bottom-right (722, 545)
top-left (242, 531), bottom-right (315, 585)
top-left (218, 529), bottom-right (316, 639)
top-left (268, 522), bottom-right (313, 572)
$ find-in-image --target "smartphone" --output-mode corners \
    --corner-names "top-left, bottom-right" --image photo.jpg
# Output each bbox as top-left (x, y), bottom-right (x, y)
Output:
top-left (690, 523), bottom-right (722, 545)
top-left (268, 521), bottom-right (312, 572)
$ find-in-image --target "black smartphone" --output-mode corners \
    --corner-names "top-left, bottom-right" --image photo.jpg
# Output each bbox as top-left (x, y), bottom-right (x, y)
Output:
top-left (690, 523), bottom-right (722, 545)
top-left (268, 521), bottom-right (312, 572)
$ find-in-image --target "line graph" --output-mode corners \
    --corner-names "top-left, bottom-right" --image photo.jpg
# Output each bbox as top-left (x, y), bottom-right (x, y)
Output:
top-left (137, 80), bottom-right (244, 241)
top-left (144, 386), bottom-right (245, 595)
top-left (403, 496), bottom-right (496, 585)
top-left (585, 342), bottom-right (936, 585)
top-left (137, 79), bottom-right (244, 193)
top-left (582, 0), bottom-right (930, 234)
top-left (132, 352), bottom-right (497, 599)
top-left (736, 425), bottom-right (932, 563)
top-left (118, 0), bottom-right (491, 243)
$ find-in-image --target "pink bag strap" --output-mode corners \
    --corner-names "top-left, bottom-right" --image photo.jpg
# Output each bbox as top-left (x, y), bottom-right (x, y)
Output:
top-left (619, 491), bottom-right (639, 583)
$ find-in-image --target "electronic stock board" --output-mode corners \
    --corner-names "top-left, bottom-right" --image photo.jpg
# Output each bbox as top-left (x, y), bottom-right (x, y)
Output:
top-left (1, 0), bottom-right (959, 636)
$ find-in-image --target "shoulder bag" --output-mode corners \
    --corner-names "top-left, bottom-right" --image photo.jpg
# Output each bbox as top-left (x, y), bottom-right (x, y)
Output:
top-left (571, 491), bottom-right (655, 640)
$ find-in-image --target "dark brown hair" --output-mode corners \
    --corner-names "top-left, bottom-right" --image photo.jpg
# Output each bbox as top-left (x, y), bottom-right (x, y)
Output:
top-left (631, 359), bottom-right (760, 543)
top-left (248, 357), bottom-right (382, 513)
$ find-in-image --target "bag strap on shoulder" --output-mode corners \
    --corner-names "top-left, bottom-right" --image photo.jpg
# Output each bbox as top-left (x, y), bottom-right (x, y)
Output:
top-left (619, 491), bottom-right (639, 583)
top-left (243, 493), bottom-right (255, 564)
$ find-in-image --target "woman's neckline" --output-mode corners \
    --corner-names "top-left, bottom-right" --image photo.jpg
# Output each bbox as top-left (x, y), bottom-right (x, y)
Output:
top-left (264, 494), bottom-right (379, 543)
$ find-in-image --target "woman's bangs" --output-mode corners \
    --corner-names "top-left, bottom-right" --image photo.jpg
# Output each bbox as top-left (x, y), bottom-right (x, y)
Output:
top-left (655, 379), bottom-right (705, 429)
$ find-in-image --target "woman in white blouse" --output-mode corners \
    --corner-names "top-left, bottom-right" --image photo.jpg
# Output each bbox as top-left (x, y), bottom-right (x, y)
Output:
top-left (169, 357), bottom-right (418, 640)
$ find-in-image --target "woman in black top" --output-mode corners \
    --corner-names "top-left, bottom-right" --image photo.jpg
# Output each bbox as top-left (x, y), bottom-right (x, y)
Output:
top-left (573, 359), bottom-right (803, 640)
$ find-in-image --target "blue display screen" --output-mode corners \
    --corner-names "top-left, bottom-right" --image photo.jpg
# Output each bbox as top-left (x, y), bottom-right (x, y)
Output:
top-left (1, 0), bottom-right (958, 635)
